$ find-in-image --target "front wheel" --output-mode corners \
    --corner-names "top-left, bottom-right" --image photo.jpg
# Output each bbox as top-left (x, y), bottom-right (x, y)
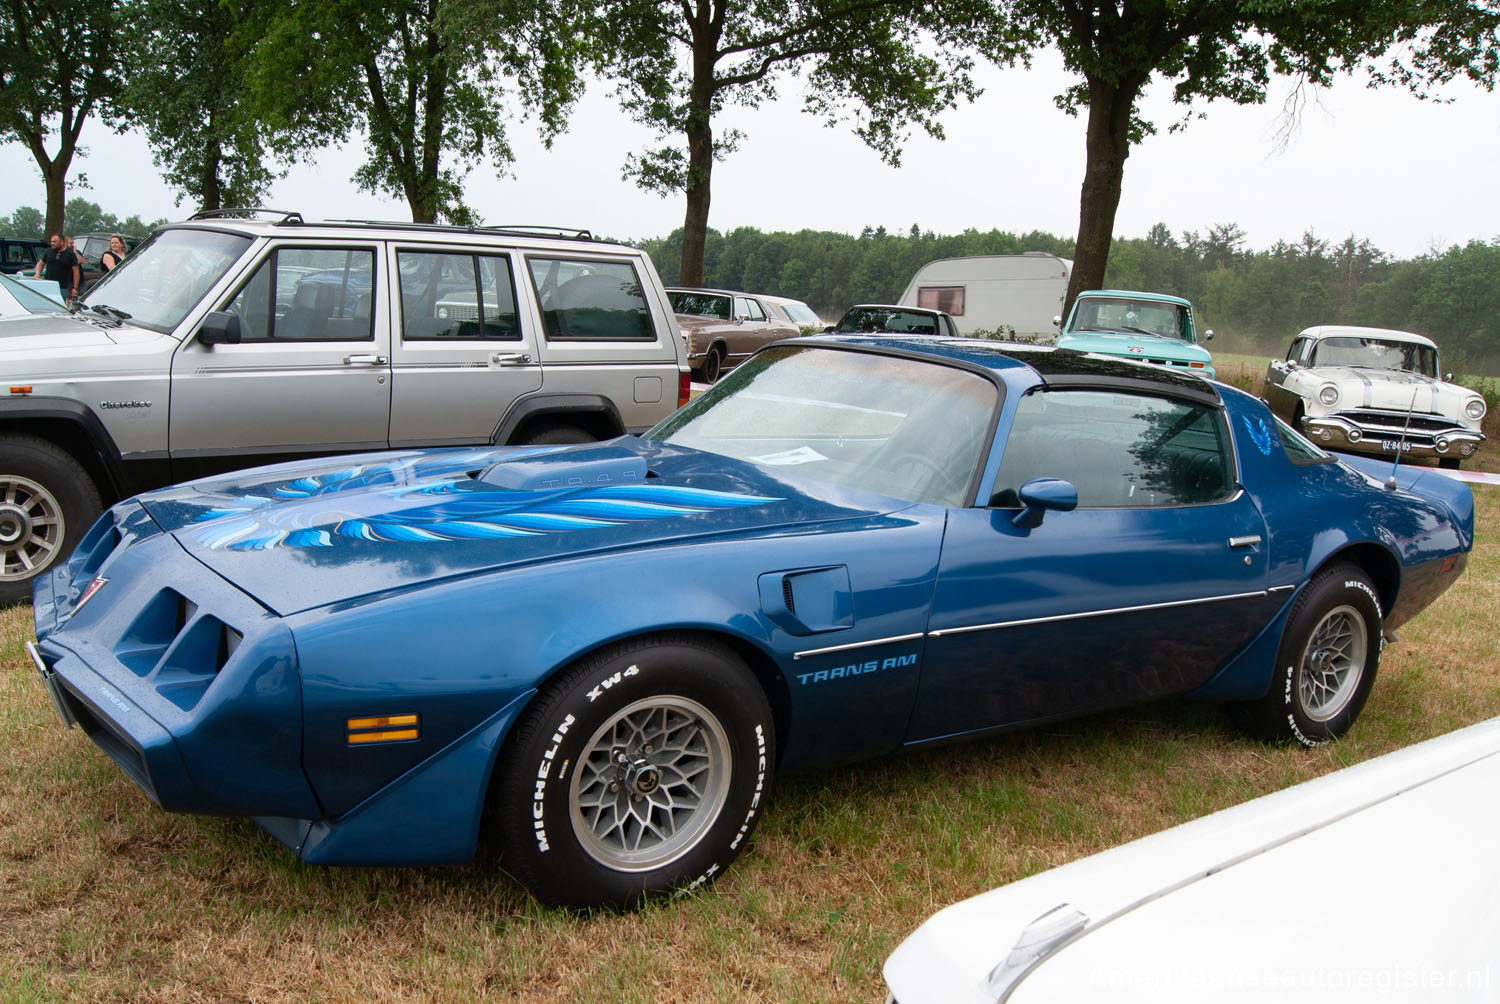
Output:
top-left (493, 635), bottom-right (774, 908)
top-left (0, 435), bottom-right (103, 606)
top-left (1438, 457), bottom-right (1461, 470)
top-left (1235, 564), bottom-right (1382, 746)
top-left (695, 346), bottom-right (723, 384)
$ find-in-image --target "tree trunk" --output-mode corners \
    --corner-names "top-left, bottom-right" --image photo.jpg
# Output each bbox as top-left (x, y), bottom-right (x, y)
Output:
top-left (677, 10), bottom-right (719, 288)
top-left (200, 141), bottom-right (224, 212)
top-left (43, 162), bottom-right (68, 237)
top-left (1064, 77), bottom-right (1139, 319)
top-left (678, 116), bottom-right (713, 287)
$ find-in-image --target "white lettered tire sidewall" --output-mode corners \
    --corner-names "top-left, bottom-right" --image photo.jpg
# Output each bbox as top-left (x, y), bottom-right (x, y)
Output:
top-left (1272, 565), bottom-right (1383, 746)
top-left (496, 636), bottom-right (773, 908)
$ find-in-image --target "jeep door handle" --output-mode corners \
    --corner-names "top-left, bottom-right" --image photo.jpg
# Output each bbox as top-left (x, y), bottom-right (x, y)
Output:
top-left (492, 352), bottom-right (533, 366)
top-left (343, 354), bottom-right (388, 366)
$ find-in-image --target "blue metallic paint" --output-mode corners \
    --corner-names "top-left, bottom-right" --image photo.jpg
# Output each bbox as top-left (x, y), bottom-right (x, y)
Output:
top-left (29, 338), bottom-right (1474, 872)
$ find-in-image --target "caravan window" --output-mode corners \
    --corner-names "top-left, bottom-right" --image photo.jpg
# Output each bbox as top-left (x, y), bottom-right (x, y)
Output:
top-left (918, 285), bottom-right (965, 316)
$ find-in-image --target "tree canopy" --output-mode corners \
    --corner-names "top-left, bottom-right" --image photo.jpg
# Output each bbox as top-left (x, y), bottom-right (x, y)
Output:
top-left (585, 0), bottom-right (987, 285)
top-left (121, 0), bottom-right (283, 211)
top-left (239, 0), bottom-right (586, 223)
top-left (0, 0), bottom-right (126, 234)
top-left (976, 0), bottom-right (1500, 315)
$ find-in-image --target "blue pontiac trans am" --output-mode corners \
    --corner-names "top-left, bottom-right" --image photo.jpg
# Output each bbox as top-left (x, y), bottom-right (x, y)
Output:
top-left (28, 337), bottom-right (1473, 907)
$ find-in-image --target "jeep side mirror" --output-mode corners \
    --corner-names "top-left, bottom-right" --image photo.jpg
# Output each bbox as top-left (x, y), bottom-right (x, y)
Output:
top-left (198, 311), bottom-right (242, 346)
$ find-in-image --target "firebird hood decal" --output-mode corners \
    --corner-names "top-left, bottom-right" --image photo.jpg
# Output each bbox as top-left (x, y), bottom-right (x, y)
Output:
top-left (190, 479), bottom-right (782, 552)
top-left (141, 440), bottom-right (901, 615)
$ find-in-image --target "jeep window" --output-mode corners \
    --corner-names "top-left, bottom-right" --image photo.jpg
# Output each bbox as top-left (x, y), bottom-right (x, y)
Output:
top-left (528, 258), bottom-right (654, 341)
top-left (1308, 336), bottom-right (1437, 377)
top-left (80, 229), bottom-right (250, 333)
top-left (223, 247), bottom-right (375, 342)
top-left (991, 389), bottom-right (1234, 508)
top-left (398, 251), bottom-right (520, 340)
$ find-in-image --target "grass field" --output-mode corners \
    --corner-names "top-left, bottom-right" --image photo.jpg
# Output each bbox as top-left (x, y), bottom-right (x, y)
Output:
top-left (2, 491), bottom-right (1496, 1003)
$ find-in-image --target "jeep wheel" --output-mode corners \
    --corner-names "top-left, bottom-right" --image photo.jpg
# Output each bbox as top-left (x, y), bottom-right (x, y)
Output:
top-left (0, 436), bottom-right (103, 605)
top-left (518, 424), bottom-right (593, 446)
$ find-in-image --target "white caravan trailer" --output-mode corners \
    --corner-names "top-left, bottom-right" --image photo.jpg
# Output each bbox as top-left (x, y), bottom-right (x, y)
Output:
top-left (898, 253), bottom-right (1072, 338)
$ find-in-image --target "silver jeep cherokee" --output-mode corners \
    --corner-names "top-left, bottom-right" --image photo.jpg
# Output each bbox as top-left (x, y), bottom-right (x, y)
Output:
top-left (0, 209), bottom-right (691, 603)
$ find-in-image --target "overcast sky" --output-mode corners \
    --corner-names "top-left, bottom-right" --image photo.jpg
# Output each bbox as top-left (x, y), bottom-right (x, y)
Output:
top-left (3, 50), bottom-right (1497, 258)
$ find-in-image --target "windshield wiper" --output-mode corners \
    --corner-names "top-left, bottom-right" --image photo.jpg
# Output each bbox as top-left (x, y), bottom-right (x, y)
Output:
top-left (85, 303), bottom-right (133, 321)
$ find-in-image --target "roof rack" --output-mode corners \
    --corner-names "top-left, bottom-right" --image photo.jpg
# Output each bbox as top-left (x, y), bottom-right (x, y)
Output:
top-left (321, 219), bottom-right (598, 242)
top-left (188, 207), bottom-right (305, 224)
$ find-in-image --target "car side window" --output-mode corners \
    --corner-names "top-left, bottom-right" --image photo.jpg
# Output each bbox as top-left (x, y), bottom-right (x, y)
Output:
top-left (1287, 337), bottom-right (1311, 364)
top-left (992, 388), bottom-right (1234, 508)
top-left (736, 297), bottom-right (766, 322)
top-left (527, 257), bottom-right (654, 341)
top-left (225, 247), bottom-right (376, 342)
top-left (398, 251), bottom-right (520, 340)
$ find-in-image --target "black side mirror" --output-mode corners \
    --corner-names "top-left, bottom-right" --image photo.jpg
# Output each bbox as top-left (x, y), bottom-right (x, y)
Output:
top-left (198, 311), bottom-right (242, 345)
top-left (1010, 477), bottom-right (1079, 529)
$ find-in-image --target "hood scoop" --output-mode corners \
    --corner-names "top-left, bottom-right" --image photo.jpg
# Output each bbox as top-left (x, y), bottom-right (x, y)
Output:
top-left (476, 445), bottom-right (650, 491)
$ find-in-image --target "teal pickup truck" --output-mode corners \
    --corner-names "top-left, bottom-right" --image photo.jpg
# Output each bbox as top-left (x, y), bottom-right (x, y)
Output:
top-left (1055, 289), bottom-right (1215, 378)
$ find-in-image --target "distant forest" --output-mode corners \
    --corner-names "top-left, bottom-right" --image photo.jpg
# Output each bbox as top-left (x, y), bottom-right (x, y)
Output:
top-left (640, 223), bottom-right (1500, 373)
top-left (7, 200), bottom-right (1495, 373)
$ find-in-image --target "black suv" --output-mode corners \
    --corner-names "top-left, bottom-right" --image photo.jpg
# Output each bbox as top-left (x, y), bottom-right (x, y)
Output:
top-left (0, 238), bottom-right (47, 275)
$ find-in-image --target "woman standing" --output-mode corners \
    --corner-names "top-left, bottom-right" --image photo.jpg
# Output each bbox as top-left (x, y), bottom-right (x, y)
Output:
top-left (101, 235), bottom-right (128, 271)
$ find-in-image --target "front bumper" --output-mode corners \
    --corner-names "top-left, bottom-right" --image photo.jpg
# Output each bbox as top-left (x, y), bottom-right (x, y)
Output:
top-left (1302, 412), bottom-right (1485, 460)
top-left (29, 502), bottom-right (318, 819)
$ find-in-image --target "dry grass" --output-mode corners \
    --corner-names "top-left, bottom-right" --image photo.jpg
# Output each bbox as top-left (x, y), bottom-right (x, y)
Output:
top-left (3, 487), bottom-right (1497, 1004)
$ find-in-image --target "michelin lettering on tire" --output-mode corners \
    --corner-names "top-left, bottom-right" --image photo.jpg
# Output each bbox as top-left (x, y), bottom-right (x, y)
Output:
top-left (496, 636), bottom-right (775, 907)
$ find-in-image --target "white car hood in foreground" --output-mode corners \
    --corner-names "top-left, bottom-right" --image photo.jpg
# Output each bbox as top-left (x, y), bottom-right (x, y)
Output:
top-left (884, 719), bottom-right (1500, 1003)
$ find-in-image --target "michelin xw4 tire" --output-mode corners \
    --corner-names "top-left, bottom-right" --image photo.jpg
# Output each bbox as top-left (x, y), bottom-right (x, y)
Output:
top-left (493, 635), bottom-right (774, 908)
top-left (1237, 564), bottom-right (1382, 747)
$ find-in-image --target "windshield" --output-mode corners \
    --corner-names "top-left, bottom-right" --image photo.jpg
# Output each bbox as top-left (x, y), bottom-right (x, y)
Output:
top-left (1072, 297), bottom-right (1187, 340)
top-left (1309, 336), bottom-right (1437, 376)
top-left (80, 228), bottom-right (252, 332)
top-left (669, 291), bottom-right (732, 320)
top-left (649, 345), bottom-right (997, 506)
top-left (833, 308), bottom-right (941, 335)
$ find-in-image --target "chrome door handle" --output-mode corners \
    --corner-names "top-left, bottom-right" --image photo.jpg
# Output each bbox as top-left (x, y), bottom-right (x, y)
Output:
top-left (492, 352), bottom-right (533, 366)
top-left (1228, 535), bottom-right (1263, 548)
top-left (343, 354), bottom-right (388, 365)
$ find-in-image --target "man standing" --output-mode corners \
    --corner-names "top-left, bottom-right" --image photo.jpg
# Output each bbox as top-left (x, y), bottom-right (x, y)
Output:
top-left (33, 233), bottom-right (81, 304)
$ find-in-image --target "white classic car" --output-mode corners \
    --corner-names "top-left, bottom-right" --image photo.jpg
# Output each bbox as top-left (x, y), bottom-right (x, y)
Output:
top-left (883, 718), bottom-right (1500, 1003)
top-left (1264, 325), bottom-right (1486, 468)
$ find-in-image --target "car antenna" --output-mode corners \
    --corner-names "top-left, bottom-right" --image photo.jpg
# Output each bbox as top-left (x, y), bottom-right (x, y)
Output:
top-left (1384, 387), bottom-right (1419, 491)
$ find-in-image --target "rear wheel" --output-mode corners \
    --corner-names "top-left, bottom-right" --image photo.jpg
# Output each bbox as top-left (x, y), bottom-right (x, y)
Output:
top-left (493, 635), bottom-right (774, 908)
top-left (0, 436), bottom-right (102, 606)
top-left (1235, 564), bottom-right (1382, 746)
